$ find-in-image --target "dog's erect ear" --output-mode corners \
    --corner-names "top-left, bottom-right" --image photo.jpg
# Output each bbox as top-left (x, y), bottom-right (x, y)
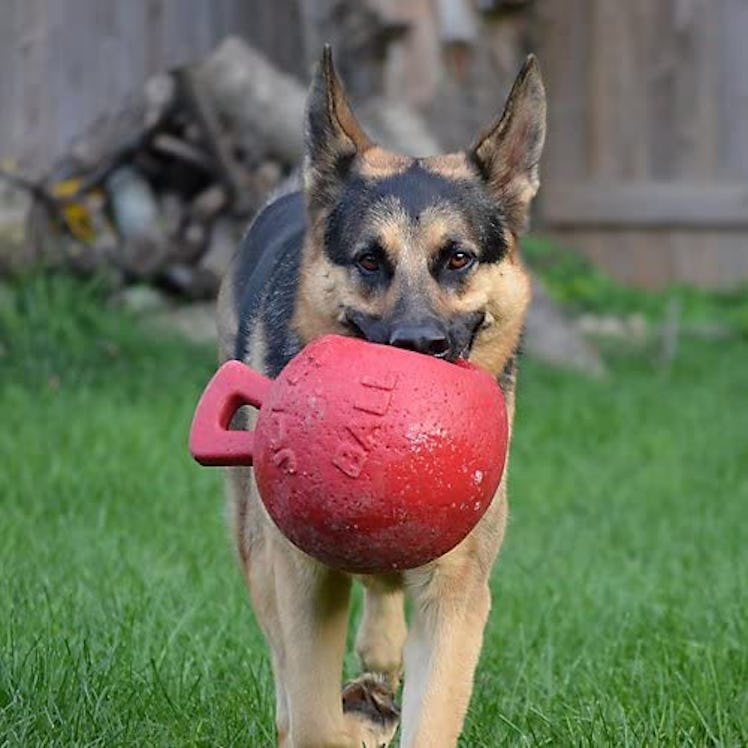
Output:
top-left (304, 45), bottom-right (372, 206)
top-left (469, 55), bottom-right (546, 235)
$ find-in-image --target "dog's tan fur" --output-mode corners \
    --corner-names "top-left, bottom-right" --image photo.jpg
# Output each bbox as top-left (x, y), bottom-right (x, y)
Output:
top-left (216, 48), bottom-right (545, 746)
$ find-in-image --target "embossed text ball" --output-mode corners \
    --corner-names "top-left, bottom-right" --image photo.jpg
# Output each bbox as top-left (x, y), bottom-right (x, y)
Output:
top-left (189, 335), bottom-right (509, 573)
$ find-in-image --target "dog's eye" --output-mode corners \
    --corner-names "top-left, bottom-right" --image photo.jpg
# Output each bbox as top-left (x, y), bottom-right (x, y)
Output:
top-left (356, 252), bottom-right (381, 274)
top-left (447, 250), bottom-right (475, 271)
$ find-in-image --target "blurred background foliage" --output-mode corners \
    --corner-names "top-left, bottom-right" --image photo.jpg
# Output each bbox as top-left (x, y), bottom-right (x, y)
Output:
top-left (523, 236), bottom-right (748, 338)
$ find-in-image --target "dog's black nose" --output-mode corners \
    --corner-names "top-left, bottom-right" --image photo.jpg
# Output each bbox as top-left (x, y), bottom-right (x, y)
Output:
top-left (388, 323), bottom-right (450, 358)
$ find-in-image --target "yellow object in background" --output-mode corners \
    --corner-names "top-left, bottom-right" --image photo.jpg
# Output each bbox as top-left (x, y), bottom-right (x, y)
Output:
top-left (51, 178), bottom-right (103, 244)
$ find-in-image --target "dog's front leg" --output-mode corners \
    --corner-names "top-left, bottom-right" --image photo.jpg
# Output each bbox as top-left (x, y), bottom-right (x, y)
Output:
top-left (398, 490), bottom-right (509, 748)
top-left (272, 546), bottom-right (403, 747)
top-left (269, 545), bottom-right (360, 748)
top-left (399, 561), bottom-right (492, 747)
top-left (400, 569), bottom-right (491, 747)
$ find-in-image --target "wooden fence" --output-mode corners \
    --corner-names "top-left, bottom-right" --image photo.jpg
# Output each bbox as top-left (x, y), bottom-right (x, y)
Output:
top-left (536, 0), bottom-right (748, 287)
top-left (0, 0), bottom-right (304, 175)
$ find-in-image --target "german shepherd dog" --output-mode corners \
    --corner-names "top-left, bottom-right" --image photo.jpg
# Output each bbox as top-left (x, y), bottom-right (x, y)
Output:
top-left (216, 47), bottom-right (546, 747)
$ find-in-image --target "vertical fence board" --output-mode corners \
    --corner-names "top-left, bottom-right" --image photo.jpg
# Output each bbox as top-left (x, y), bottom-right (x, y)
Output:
top-left (672, 0), bottom-right (720, 179)
top-left (720, 0), bottom-right (748, 178)
top-left (536, 0), bottom-right (589, 183)
top-left (2, 0), bottom-right (51, 173)
top-left (647, 0), bottom-right (678, 179)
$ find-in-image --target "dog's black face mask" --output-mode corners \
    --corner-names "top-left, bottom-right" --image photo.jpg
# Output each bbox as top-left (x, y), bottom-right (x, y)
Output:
top-left (324, 162), bottom-right (504, 362)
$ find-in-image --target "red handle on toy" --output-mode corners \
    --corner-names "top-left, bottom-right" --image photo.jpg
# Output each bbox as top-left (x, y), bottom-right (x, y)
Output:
top-left (189, 360), bottom-right (272, 466)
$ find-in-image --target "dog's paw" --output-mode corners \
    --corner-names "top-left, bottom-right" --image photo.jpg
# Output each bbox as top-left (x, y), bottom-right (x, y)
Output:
top-left (342, 673), bottom-right (400, 747)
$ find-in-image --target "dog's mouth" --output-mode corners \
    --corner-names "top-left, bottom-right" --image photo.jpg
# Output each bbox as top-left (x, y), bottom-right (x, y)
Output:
top-left (342, 309), bottom-right (389, 346)
top-left (343, 308), bottom-right (484, 363)
top-left (460, 313), bottom-right (485, 359)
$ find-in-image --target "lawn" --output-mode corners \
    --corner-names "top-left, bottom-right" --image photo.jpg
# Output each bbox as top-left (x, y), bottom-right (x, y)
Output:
top-left (1, 276), bottom-right (746, 746)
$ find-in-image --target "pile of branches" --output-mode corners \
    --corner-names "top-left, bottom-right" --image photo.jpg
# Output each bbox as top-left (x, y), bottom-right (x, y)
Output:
top-left (18, 40), bottom-right (309, 298)
top-left (14, 35), bottom-right (445, 299)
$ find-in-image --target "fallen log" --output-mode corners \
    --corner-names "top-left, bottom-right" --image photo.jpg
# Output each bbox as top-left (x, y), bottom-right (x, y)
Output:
top-left (194, 37), bottom-right (307, 166)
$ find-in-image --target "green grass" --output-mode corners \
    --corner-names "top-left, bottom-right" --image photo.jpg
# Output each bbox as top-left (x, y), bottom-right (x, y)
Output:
top-left (1, 275), bottom-right (746, 745)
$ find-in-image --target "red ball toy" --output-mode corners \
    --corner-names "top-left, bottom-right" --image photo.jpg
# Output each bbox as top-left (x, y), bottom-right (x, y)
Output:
top-left (189, 335), bottom-right (508, 573)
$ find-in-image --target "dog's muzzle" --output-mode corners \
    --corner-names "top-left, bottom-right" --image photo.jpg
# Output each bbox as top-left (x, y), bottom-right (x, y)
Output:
top-left (344, 308), bottom-right (484, 362)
